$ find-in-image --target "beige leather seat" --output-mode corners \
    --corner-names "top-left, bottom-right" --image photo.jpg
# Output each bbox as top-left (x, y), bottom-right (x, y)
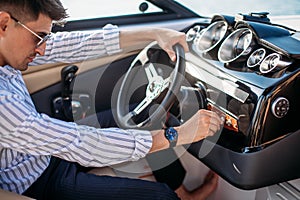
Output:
top-left (0, 188), bottom-right (34, 200)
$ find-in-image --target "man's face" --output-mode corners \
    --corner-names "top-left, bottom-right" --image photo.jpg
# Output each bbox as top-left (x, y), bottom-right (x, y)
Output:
top-left (0, 12), bottom-right (52, 71)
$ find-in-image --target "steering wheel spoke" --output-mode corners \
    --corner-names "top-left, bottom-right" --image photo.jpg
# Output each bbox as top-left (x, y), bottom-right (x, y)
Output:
top-left (130, 43), bottom-right (153, 68)
top-left (145, 63), bottom-right (159, 82)
top-left (161, 77), bottom-right (171, 92)
top-left (123, 112), bottom-right (135, 125)
top-left (132, 97), bottom-right (153, 115)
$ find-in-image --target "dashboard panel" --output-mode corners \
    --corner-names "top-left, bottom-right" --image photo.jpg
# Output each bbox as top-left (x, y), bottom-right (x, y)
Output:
top-left (184, 13), bottom-right (300, 189)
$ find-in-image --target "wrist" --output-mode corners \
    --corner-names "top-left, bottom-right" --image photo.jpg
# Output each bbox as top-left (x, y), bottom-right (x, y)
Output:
top-left (175, 125), bottom-right (193, 146)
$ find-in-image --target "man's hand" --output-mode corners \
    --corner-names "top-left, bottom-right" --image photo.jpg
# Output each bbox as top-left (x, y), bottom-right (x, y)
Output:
top-left (154, 28), bottom-right (189, 61)
top-left (177, 109), bottom-right (224, 145)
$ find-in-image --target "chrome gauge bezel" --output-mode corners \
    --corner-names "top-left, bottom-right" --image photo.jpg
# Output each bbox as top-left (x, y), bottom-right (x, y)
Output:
top-left (218, 28), bottom-right (253, 63)
top-left (247, 48), bottom-right (266, 68)
top-left (186, 25), bottom-right (201, 42)
top-left (259, 53), bottom-right (281, 74)
top-left (194, 20), bottom-right (228, 53)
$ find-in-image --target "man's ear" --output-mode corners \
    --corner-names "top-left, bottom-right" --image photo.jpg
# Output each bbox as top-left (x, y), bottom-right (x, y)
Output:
top-left (0, 12), bottom-right (10, 34)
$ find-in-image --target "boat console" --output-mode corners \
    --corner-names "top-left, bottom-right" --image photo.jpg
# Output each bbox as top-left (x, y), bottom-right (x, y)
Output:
top-left (184, 13), bottom-right (300, 189)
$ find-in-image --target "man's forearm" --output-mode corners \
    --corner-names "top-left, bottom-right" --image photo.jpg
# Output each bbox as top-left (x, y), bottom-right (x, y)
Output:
top-left (119, 28), bottom-right (159, 51)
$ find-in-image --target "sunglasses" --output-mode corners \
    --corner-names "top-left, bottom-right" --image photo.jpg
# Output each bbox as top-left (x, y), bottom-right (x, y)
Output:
top-left (10, 15), bottom-right (52, 48)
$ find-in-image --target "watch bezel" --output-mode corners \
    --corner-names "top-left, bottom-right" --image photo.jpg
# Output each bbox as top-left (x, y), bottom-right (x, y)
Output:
top-left (164, 127), bottom-right (178, 148)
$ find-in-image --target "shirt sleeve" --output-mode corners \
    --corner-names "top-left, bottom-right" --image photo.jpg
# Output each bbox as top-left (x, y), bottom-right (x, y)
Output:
top-left (31, 24), bottom-right (121, 66)
top-left (0, 87), bottom-right (152, 167)
top-left (1, 25), bottom-right (151, 167)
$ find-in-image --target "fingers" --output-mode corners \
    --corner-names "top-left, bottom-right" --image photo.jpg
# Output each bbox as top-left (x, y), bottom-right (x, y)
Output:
top-left (203, 170), bottom-right (219, 186)
top-left (202, 170), bottom-right (219, 192)
top-left (178, 109), bottom-right (224, 145)
top-left (180, 38), bottom-right (189, 52)
top-left (200, 109), bottom-right (224, 127)
top-left (197, 109), bottom-right (224, 138)
top-left (156, 29), bottom-right (189, 62)
top-left (166, 49), bottom-right (177, 62)
top-left (167, 37), bottom-right (189, 62)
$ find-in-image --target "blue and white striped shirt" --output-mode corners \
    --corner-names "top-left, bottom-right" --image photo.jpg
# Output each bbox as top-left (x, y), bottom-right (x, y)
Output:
top-left (0, 24), bottom-right (153, 194)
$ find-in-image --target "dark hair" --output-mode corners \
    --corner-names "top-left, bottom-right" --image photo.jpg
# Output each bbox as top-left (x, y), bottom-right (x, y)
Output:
top-left (0, 0), bottom-right (68, 24)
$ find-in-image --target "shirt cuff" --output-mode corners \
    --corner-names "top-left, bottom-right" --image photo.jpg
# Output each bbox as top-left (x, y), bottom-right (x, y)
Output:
top-left (103, 24), bottom-right (122, 55)
top-left (129, 129), bottom-right (153, 161)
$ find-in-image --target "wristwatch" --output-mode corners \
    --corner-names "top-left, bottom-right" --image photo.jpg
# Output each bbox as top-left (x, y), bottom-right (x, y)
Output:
top-left (164, 127), bottom-right (178, 148)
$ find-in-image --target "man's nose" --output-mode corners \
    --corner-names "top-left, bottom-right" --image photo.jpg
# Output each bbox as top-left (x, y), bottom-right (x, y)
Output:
top-left (35, 43), bottom-right (46, 56)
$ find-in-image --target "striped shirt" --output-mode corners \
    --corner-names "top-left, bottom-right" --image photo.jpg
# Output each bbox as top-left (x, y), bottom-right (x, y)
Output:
top-left (0, 24), bottom-right (153, 194)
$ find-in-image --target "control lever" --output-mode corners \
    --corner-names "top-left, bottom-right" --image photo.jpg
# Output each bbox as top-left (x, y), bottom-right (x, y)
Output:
top-left (61, 65), bottom-right (78, 121)
top-left (53, 65), bottom-right (91, 121)
top-left (61, 65), bottom-right (78, 98)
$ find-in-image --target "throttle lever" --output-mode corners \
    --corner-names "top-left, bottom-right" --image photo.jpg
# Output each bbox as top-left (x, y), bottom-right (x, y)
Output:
top-left (61, 65), bottom-right (78, 98)
top-left (60, 65), bottom-right (78, 121)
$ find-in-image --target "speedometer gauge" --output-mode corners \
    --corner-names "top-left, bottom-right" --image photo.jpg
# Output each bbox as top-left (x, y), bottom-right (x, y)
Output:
top-left (195, 21), bottom-right (228, 53)
top-left (218, 28), bottom-right (253, 63)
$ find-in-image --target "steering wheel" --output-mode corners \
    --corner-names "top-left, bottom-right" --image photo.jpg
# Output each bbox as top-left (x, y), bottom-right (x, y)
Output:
top-left (115, 41), bottom-right (186, 129)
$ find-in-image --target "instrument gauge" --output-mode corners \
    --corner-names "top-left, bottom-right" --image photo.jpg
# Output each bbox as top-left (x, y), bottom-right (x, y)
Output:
top-left (218, 28), bottom-right (253, 63)
top-left (195, 21), bottom-right (228, 53)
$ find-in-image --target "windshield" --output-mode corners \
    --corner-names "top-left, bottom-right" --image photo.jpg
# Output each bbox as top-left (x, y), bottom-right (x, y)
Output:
top-left (60, 0), bottom-right (162, 20)
top-left (176, 0), bottom-right (300, 17)
top-left (60, 0), bottom-right (300, 20)
top-left (59, 0), bottom-right (300, 30)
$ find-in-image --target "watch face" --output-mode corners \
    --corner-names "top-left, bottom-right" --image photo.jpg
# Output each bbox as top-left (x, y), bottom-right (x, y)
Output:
top-left (165, 127), bottom-right (178, 142)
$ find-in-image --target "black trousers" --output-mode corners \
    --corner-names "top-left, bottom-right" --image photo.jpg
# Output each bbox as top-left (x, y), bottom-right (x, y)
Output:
top-left (23, 108), bottom-right (184, 200)
top-left (23, 157), bottom-right (180, 200)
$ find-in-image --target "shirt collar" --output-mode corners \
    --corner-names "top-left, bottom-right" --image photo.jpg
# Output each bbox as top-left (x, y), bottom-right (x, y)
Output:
top-left (0, 65), bottom-right (21, 78)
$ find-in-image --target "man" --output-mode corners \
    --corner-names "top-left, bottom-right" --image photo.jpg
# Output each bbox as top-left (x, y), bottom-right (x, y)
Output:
top-left (0, 0), bottom-right (223, 199)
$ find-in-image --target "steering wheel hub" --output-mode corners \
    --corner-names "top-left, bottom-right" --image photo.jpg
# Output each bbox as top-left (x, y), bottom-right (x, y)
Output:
top-left (147, 77), bottom-right (166, 99)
